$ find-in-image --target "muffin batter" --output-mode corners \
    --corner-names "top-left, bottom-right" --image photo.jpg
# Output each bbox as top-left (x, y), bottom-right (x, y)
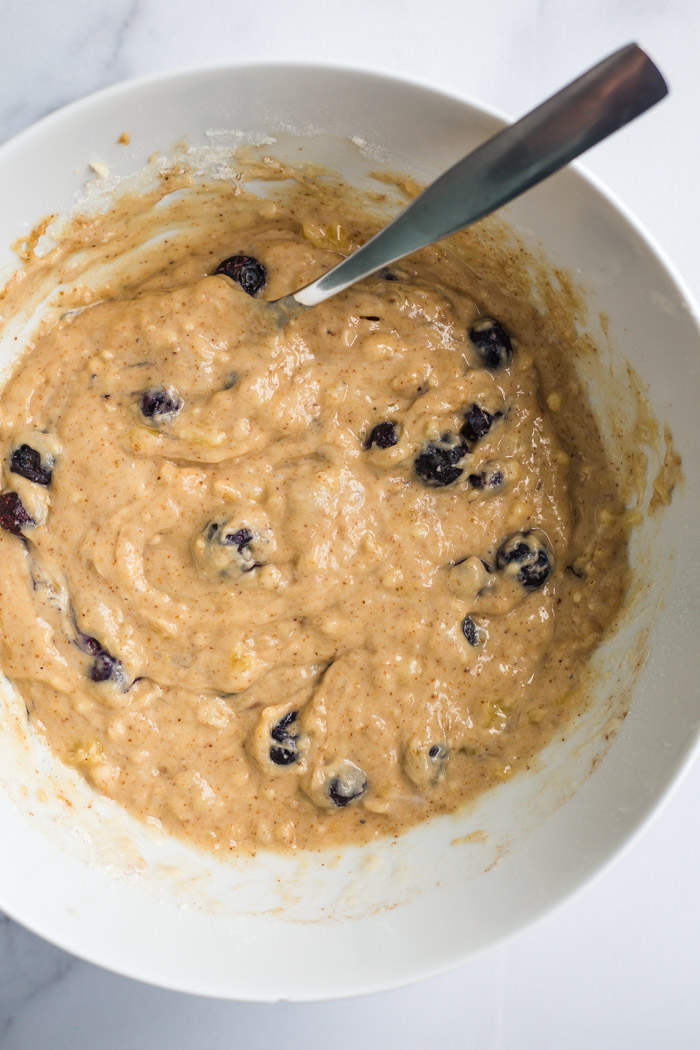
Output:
top-left (0, 160), bottom-right (628, 853)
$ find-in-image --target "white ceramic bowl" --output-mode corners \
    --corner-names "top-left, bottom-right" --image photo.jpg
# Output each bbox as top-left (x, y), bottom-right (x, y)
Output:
top-left (0, 63), bottom-right (699, 1002)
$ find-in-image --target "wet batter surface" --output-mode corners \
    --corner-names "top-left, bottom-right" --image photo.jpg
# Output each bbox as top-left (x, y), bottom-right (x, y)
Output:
top-left (0, 159), bottom-right (628, 853)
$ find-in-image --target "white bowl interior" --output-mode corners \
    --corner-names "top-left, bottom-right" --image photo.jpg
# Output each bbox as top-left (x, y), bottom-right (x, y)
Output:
top-left (0, 64), bottom-right (698, 1000)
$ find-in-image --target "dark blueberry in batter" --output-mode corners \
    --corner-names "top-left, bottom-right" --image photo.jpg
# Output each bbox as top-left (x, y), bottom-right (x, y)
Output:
top-left (379, 267), bottom-right (399, 281)
top-left (414, 434), bottom-right (468, 487)
top-left (74, 628), bottom-right (125, 685)
top-left (89, 649), bottom-right (121, 683)
top-left (467, 467), bottom-right (504, 490)
top-left (0, 491), bottom-right (35, 535)
top-left (365, 421), bottom-right (399, 449)
top-left (140, 387), bottom-right (183, 421)
top-left (269, 745), bottom-right (297, 766)
top-left (469, 318), bottom-right (513, 370)
top-left (10, 444), bottom-right (52, 486)
top-left (496, 530), bottom-right (553, 590)
top-left (270, 710), bottom-right (299, 765)
top-left (222, 527), bottom-right (254, 552)
top-left (76, 633), bottom-right (102, 655)
top-left (220, 526), bottom-right (265, 571)
top-left (428, 742), bottom-right (449, 771)
top-left (271, 710), bottom-right (297, 743)
top-left (198, 517), bottom-right (270, 577)
top-left (215, 254), bottom-right (267, 296)
top-left (328, 762), bottom-right (368, 807)
top-left (461, 615), bottom-right (482, 646)
top-left (461, 404), bottom-right (501, 444)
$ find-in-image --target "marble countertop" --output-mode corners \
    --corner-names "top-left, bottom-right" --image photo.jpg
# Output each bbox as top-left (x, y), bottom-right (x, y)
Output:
top-left (1, 1), bottom-right (699, 1046)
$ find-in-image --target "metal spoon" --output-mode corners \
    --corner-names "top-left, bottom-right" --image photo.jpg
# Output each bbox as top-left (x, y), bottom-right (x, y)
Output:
top-left (270, 43), bottom-right (667, 324)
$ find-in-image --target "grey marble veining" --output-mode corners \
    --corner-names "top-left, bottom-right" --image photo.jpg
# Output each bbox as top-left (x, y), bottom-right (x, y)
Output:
top-left (0, 0), bottom-right (143, 145)
top-left (0, 919), bottom-right (75, 1047)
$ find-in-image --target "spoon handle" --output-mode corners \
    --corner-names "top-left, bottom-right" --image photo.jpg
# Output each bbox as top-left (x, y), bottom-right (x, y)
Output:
top-left (289, 43), bottom-right (667, 310)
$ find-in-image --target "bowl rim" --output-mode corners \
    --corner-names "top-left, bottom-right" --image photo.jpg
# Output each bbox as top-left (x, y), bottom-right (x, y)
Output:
top-left (1, 58), bottom-right (699, 1001)
top-left (3, 53), bottom-right (699, 364)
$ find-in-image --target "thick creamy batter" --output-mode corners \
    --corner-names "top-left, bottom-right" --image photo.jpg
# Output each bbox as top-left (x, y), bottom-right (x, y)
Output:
top-left (0, 159), bottom-right (628, 853)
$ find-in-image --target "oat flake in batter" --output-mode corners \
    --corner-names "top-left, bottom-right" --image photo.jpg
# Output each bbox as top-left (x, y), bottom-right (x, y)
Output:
top-left (0, 158), bottom-right (628, 853)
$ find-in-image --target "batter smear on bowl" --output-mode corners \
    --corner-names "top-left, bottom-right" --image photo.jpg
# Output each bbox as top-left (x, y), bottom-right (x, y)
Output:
top-left (0, 158), bottom-right (628, 852)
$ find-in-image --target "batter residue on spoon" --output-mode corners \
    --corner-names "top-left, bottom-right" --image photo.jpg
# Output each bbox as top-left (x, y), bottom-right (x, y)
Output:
top-left (0, 156), bottom-right (628, 852)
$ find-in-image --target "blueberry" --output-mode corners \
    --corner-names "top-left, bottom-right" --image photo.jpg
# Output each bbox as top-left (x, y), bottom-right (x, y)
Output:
top-left (270, 746), bottom-right (297, 766)
top-left (89, 650), bottom-right (121, 683)
top-left (76, 633), bottom-right (102, 655)
top-left (461, 615), bottom-right (482, 646)
top-left (215, 255), bottom-right (267, 296)
top-left (404, 739), bottom-right (449, 788)
top-left (194, 514), bottom-right (272, 579)
top-left (496, 530), bottom-right (553, 590)
top-left (327, 760), bottom-right (368, 808)
top-left (9, 444), bottom-right (52, 486)
top-left (427, 743), bottom-right (449, 777)
top-left (269, 710), bottom-right (299, 765)
top-left (379, 267), bottom-right (399, 281)
top-left (221, 527), bottom-right (254, 553)
top-left (140, 387), bottom-right (183, 421)
top-left (467, 466), bottom-right (504, 490)
top-left (271, 710), bottom-right (297, 742)
top-left (414, 433), bottom-right (468, 487)
top-left (217, 526), bottom-right (263, 571)
top-left (74, 631), bottom-right (123, 683)
top-left (365, 421), bottom-right (399, 449)
top-left (469, 318), bottom-right (513, 369)
top-left (461, 404), bottom-right (501, 444)
top-left (0, 491), bottom-right (35, 535)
